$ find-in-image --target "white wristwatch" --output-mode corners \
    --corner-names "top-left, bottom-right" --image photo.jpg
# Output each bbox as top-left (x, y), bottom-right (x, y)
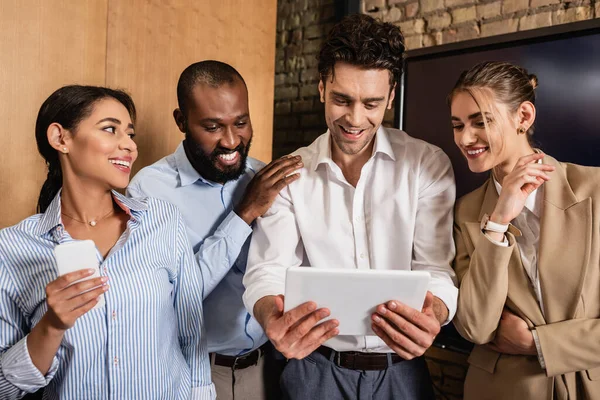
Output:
top-left (480, 213), bottom-right (509, 233)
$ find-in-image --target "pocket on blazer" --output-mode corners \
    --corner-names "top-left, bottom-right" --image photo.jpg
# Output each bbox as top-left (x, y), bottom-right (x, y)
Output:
top-left (467, 345), bottom-right (501, 374)
top-left (587, 366), bottom-right (600, 380)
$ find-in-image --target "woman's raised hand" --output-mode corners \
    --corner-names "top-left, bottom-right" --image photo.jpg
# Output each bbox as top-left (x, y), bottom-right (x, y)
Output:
top-left (490, 153), bottom-right (554, 224)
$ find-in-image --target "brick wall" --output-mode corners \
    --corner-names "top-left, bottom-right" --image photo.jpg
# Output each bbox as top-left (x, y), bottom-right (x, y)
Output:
top-left (274, 0), bottom-right (598, 156)
top-left (273, 2), bottom-right (598, 398)
top-left (273, 0), bottom-right (336, 158)
top-left (363, 0), bottom-right (598, 50)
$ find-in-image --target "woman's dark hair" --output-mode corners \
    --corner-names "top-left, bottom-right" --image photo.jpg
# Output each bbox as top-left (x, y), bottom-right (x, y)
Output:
top-left (36, 85), bottom-right (136, 213)
top-left (318, 14), bottom-right (405, 90)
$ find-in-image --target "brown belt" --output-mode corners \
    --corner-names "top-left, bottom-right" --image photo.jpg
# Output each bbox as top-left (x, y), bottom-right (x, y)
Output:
top-left (211, 346), bottom-right (264, 370)
top-left (315, 346), bottom-right (405, 371)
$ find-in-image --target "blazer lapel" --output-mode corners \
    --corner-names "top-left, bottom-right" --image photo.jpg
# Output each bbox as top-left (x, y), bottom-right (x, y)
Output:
top-left (537, 155), bottom-right (592, 323)
top-left (467, 180), bottom-right (546, 326)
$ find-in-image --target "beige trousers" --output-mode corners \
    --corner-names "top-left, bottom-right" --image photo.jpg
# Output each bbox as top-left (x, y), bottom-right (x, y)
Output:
top-left (210, 346), bottom-right (285, 400)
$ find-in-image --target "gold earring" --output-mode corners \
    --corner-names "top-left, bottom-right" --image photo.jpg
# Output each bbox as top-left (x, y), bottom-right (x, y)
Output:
top-left (518, 127), bottom-right (526, 135)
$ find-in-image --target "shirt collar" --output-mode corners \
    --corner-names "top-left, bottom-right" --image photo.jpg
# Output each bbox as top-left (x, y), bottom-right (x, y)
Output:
top-left (35, 191), bottom-right (63, 236)
top-left (174, 142), bottom-right (203, 187)
top-left (34, 189), bottom-right (148, 237)
top-left (174, 142), bottom-right (255, 187)
top-left (112, 189), bottom-right (148, 214)
top-left (492, 154), bottom-right (544, 218)
top-left (314, 126), bottom-right (396, 171)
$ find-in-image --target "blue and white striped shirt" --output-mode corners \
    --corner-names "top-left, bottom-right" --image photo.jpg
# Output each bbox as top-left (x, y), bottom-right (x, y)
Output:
top-left (0, 190), bottom-right (215, 399)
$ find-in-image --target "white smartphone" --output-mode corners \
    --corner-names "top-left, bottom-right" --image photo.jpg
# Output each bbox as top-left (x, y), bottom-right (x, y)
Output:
top-left (53, 240), bottom-right (104, 310)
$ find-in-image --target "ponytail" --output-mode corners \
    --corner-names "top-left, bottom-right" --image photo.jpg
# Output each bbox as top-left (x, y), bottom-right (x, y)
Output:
top-left (37, 162), bottom-right (63, 213)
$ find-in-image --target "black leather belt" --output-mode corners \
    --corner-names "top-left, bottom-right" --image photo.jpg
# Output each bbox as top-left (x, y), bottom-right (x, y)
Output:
top-left (211, 346), bottom-right (264, 370)
top-left (315, 346), bottom-right (405, 371)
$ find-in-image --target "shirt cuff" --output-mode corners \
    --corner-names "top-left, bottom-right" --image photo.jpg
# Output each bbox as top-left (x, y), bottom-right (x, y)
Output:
top-left (2, 335), bottom-right (59, 392)
top-left (483, 231), bottom-right (509, 247)
top-left (243, 277), bottom-right (286, 320)
top-left (222, 210), bottom-right (252, 246)
top-left (428, 281), bottom-right (458, 326)
top-left (191, 383), bottom-right (216, 400)
top-left (531, 329), bottom-right (546, 370)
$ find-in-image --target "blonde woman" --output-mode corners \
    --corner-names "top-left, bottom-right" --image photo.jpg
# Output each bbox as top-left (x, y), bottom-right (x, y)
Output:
top-left (450, 61), bottom-right (600, 400)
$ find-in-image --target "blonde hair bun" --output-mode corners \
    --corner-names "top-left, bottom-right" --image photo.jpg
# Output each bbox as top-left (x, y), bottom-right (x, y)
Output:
top-left (528, 74), bottom-right (538, 90)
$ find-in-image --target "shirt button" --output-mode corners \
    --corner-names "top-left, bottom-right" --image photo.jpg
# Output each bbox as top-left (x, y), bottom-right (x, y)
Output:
top-left (103, 267), bottom-right (108, 274)
top-left (360, 253), bottom-right (366, 259)
top-left (114, 356), bottom-right (118, 366)
top-left (112, 311), bottom-right (117, 321)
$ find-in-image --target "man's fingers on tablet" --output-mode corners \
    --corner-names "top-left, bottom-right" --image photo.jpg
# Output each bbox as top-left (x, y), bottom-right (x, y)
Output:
top-left (375, 308), bottom-right (432, 348)
top-left (280, 301), bottom-right (318, 329)
top-left (372, 315), bottom-right (426, 356)
top-left (387, 301), bottom-right (440, 334)
top-left (304, 319), bottom-right (339, 345)
top-left (294, 321), bottom-right (339, 359)
top-left (372, 325), bottom-right (415, 360)
top-left (284, 308), bottom-right (331, 347)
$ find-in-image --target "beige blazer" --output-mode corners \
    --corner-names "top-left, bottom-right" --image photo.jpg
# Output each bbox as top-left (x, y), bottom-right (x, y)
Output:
top-left (453, 155), bottom-right (600, 400)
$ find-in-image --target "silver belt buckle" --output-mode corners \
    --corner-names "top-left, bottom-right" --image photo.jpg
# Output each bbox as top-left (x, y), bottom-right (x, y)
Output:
top-left (232, 356), bottom-right (242, 370)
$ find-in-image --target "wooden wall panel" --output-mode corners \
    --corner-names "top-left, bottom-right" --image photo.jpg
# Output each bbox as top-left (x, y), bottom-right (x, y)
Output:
top-left (0, 0), bottom-right (108, 227)
top-left (106, 0), bottom-right (277, 174)
top-left (0, 0), bottom-right (277, 228)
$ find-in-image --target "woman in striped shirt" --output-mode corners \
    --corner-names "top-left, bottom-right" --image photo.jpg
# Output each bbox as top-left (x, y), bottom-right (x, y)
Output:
top-left (0, 85), bottom-right (215, 399)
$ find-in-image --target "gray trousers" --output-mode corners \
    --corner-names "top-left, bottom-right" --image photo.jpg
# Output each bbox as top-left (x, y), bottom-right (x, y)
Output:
top-left (280, 349), bottom-right (436, 400)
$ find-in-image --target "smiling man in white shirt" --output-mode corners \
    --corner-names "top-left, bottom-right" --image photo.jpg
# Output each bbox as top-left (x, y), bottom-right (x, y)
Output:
top-left (243, 14), bottom-right (458, 400)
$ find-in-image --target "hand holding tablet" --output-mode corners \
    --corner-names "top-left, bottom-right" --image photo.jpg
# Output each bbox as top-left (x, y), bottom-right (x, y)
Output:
top-left (252, 294), bottom-right (339, 360)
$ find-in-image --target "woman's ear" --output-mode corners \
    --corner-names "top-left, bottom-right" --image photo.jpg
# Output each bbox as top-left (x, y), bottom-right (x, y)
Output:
top-left (518, 101), bottom-right (536, 131)
top-left (47, 123), bottom-right (70, 154)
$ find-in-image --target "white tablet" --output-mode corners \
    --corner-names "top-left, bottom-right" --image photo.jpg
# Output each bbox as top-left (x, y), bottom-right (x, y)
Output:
top-left (284, 268), bottom-right (430, 336)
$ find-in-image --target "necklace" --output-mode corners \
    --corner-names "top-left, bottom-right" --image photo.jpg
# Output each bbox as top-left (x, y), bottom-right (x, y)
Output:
top-left (61, 208), bottom-right (115, 227)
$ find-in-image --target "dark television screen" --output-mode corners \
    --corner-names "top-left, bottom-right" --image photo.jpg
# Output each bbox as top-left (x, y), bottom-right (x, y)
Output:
top-left (399, 20), bottom-right (600, 198)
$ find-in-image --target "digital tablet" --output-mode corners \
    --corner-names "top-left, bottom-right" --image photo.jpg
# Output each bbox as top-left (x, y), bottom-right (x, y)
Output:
top-left (284, 268), bottom-right (430, 336)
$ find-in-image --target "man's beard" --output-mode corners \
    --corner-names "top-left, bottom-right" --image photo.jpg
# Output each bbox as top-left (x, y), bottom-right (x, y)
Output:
top-left (183, 133), bottom-right (252, 183)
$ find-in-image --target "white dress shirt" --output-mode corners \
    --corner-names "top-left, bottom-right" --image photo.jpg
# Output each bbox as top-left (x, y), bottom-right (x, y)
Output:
top-left (243, 127), bottom-right (458, 353)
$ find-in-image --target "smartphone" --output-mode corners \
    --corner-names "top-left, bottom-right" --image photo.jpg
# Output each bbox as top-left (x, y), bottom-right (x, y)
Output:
top-left (53, 240), bottom-right (105, 310)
